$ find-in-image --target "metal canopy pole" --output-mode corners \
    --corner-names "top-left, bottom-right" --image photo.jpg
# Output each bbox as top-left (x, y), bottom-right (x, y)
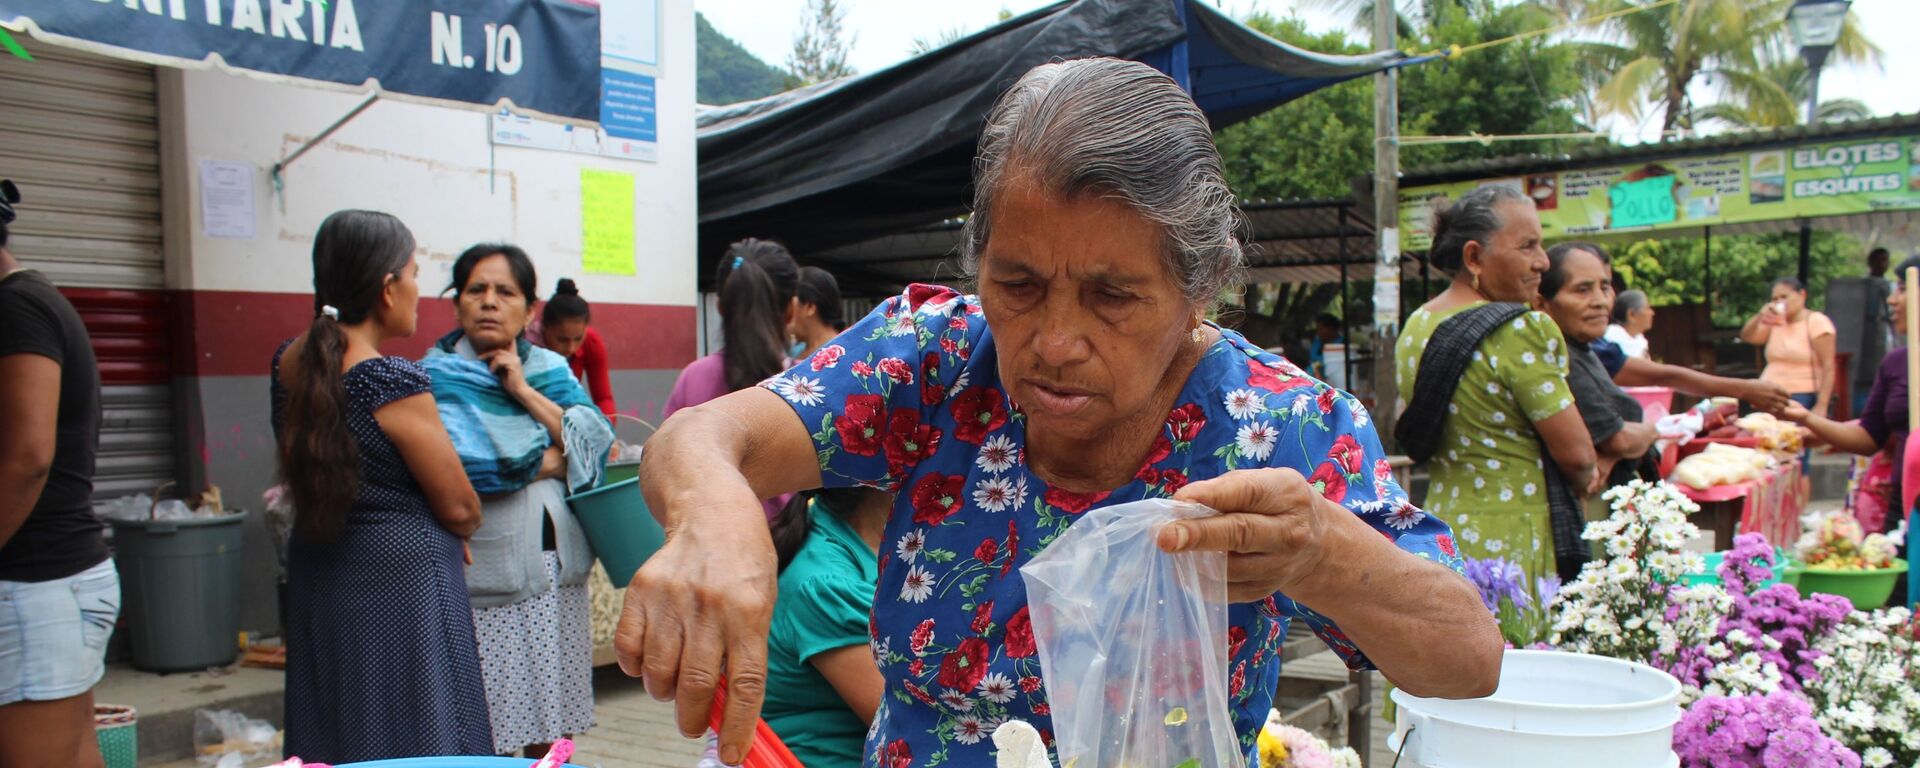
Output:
top-left (269, 93), bottom-right (381, 210)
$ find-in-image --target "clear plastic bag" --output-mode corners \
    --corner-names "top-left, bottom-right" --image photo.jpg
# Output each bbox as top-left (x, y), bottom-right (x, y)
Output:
top-left (1019, 499), bottom-right (1244, 768)
top-left (193, 708), bottom-right (280, 766)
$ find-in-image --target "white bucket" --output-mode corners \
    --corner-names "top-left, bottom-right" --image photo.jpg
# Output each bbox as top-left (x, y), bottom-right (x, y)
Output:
top-left (1323, 343), bottom-right (1348, 390)
top-left (1386, 650), bottom-right (1682, 768)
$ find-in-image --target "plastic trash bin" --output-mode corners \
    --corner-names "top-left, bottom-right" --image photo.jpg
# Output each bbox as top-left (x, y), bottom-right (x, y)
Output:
top-left (109, 511), bottom-right (247, 672)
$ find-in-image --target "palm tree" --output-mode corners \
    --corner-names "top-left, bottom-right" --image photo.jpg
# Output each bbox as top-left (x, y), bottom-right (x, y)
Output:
top-left (1694, 41), bottom-right (1871, 130)
top-left (1575, 0), bottom-right (1878, 135)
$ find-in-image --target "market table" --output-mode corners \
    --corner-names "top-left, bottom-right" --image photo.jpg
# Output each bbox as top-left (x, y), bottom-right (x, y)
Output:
top-left (1673, 461), bottom-right (1805, 551)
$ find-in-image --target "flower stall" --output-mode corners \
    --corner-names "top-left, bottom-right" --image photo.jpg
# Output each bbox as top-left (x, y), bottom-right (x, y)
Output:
top-left (1447, 480), bottom-right (1919, 768)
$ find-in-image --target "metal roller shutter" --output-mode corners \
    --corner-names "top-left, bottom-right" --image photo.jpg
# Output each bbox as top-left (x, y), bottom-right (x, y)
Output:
top-left (0, 39), bottom-right (177, 501)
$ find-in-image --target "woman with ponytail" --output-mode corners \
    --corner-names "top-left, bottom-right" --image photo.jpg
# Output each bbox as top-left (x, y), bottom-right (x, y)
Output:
top-left (271, 210), bottom-right (490, 762)
top-left (538, 278), bottom-right (616, 418)
top-left (790, 266), bottom-right (846, 359)
top-left (662, 238), bottom-right (800, 520)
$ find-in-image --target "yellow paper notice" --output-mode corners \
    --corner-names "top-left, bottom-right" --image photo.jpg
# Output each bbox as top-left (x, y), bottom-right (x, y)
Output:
top-left (581, 169), bottom-right (636, 276)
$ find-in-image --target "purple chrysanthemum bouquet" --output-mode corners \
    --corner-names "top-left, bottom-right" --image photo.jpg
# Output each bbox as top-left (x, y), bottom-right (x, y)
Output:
top-left (1674, 690), bottom-right (1860, 768)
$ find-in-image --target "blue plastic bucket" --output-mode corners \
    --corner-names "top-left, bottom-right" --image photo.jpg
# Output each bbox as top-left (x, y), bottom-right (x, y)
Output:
top-left (565, 478), bottom-right (663, 589)
top-left (340, 759), bottom-right (583, 767)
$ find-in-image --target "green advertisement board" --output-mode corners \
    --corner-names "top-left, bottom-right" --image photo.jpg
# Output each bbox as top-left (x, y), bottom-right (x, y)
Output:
top-left (1397, 134), bottom-right (1920, 254)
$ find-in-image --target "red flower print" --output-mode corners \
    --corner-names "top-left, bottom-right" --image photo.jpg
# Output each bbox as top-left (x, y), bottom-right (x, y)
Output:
top-left (1247, 359), bottom-right (1308, 392)
top-left (971, 600), bottom-right (995, 634)
top-left (910, 474), bottom-right (965, 525)
top-left (1328, 434), bottom-right (1366, 476)
top-left (974, 538), bottom-right (998, 565)
top-left (1005, 606), bottom-right (1036, 658)
top-left (940, 337), bottom-right (959, 354)
top-left (1229, 660), bottom-right (1247, 697)
top-left (949, 317), bottom-right (968, 330)
top-left (1157, 469), bottom-right (1189, 495)
top-left (911, 619), bottom-right (936, 655)
top-left (1258, 595), bottom-right (1283, 619)
top-left (920, 353), bottom-right (944, 406)
top-left (906, 284), bottom-right (959, 311)
top-left (1316, 388), bottom-right (1339, 414)
top-left (851, 360), bottom-right (874, 377)
top-left (1043, 487), bottom-right (1111, 515)
top-left (1228, 626), bottom-right (1248, 658)
top-left (1038, 729), bottom-right (1053, 747)
top-left (950, 387), bottom-right (1009, 445)
top-left (1373, 458), bottom-right (1394, 484)
top-left (884, 410), bottom-right (943, 470)
top-left (809, 344), bottom-right (845, 371)
top-left (878, 357), bottom-right (914, 385)
top-left (1309, 462), bottom-right (1349, 503)
top-left (1266, 619), bottom-right (1284, 645)
top-left (1253, 649), bottom-right (1265, 665)
top-left (884, 739), bottom-right (914, 768)
top-left (1136, 434), bottom-right (1173, 480)
top-left (906, 681), bottom-right (937, 706)
top-left (1001, 522), bottom-right (1020, 577)
top-left (1033, 703), bottom-right (1051, 716)
top-left (938, 638), bottom-right (991, 692)
top-left (1020, 675), bottom-right (1043, 693)
top-left (1167, 403), bottom-right (1207, 442)
top-left (834, 395), bottom-right (887, 456)
top-left (909, 658), bottom-right (926, 676)
top-left (1437, 534), bottom-right (1457, 557)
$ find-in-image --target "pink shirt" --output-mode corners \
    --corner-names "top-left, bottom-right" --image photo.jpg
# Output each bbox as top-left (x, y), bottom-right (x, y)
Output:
top-left (1760, 311), bottom-right (1836, 394)
top-left (664, 351), bottom-right (792, 519)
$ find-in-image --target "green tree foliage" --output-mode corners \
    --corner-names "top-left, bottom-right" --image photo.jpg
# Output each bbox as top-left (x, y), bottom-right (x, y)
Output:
top-left (1214, 15), bottom-right (1373, 200)
top-left (1694, 42), bottom-right (1871, 131)
top-left (1611, 230), bottom-right (1864, 326)
top-left (1575, 0), bottom-right (1878, 133)
top-left (786, 0), bottom-right (857, 87)
top-left (695, 12), bottom-right (788, 105)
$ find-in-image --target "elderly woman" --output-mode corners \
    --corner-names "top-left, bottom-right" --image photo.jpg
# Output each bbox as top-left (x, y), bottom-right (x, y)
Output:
top-left (1604, 289), bottom-right (1654, 359)
top-left (617, 58), bottom-right (1500, 767)
top-left (424, 244), bottom-right (613, 758)
top-left (1394, 186), bottom-right (1598, 583)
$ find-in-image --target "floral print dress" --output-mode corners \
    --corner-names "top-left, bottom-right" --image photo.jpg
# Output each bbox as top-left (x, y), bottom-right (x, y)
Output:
top-left (1394, 302), bottom-right (1578, 583)
top-left (761, 285), bottom-right (1463, 767)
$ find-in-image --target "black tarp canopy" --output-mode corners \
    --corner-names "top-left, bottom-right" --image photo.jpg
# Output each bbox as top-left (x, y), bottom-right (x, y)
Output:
top-left (696, 0), bottom-right (1432, 289)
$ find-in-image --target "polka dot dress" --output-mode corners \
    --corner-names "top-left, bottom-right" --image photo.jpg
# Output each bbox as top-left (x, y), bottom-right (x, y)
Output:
top-left (271, 343), bottom-right (494, 762)
top-left (472, 552), bottom-right (596, 754)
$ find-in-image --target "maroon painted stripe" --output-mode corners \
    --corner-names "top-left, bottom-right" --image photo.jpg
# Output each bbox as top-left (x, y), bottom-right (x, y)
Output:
top-left (173, 290), bottom-right (697, 377)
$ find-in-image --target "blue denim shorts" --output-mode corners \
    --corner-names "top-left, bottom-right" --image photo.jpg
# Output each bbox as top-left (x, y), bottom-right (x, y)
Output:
top-left (0, 559), bottom-right (121, 705)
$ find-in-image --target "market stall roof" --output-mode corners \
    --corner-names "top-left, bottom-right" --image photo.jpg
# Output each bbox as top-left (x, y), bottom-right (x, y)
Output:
top-left (696, 0), bottom-right (1433, 284)
top-left (811, 198), bottom-right (1409, 297)
top-left (0, 0), bottom-right (604, 123)
top-left (1393, 113), bottom-right (1920, 246)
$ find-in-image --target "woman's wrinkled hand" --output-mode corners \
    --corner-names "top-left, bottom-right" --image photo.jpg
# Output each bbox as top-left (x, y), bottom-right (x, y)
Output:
top-left (1157, 468), bottom-right (1336, 602)
top-left (479, 348), bottom-right (531, 396)
top-left (612, 487), bottom-right (778, 766)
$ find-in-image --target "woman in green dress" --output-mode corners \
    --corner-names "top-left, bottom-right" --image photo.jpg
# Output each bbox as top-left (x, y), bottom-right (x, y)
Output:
top-left (1395, 186), bottom-right (1599, 582)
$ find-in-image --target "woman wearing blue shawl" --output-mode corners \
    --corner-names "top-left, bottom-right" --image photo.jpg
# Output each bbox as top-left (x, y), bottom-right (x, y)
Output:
top-left (423, 244), bottom-right (613, 758)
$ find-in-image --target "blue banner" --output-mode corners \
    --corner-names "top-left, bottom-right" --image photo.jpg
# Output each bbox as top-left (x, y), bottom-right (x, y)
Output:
top-left (0, 0), bottom-right (601, 123)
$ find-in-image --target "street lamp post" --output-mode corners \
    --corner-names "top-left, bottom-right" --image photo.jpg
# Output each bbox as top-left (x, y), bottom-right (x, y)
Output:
top-left (1786, 0), bottom-right (1853, 126)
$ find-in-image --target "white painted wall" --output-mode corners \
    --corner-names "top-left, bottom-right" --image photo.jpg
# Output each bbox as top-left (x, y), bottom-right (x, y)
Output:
top-left (166, 0), bottom-right (697, 309)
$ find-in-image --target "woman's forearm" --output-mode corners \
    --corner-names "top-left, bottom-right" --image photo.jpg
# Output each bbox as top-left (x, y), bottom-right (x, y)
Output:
top-left (1286, 506), bottom-right (1502, 698)
top-left (1804, 415), bottom-right (1879, 455)
top-left (1740, 314), bottom-right (1769, 345)
top-left (511, 384), bottom-right (566, 442)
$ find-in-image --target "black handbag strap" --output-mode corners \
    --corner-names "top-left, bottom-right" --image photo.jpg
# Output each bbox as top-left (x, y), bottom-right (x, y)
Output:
top-left (1395, 302), bottom-right (1531, 463)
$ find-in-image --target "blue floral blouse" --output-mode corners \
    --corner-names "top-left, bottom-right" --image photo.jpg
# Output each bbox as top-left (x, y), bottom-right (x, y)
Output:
top-left (760, 285), bottom-right (1463, 767)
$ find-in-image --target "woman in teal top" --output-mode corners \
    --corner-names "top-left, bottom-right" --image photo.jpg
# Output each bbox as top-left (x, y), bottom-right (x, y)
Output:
top-left (763, 488), bottom-right (890, 766)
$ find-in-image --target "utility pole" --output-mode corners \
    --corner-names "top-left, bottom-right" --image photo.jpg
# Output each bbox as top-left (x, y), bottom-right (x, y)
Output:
top-left (1370, 0), bottom-right (1402, 446)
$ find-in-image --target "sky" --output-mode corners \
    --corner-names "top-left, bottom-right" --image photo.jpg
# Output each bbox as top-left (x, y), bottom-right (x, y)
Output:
top-left (696, 0), bottom-right (1920, 145)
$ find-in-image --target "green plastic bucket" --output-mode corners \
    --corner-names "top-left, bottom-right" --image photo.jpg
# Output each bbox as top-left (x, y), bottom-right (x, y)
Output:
top-left (566, 478), bottom-right (663, 589)
top-left (1796, 559), bottom-right (1909, 610)
top-left (94, 705), bottom-right (136, 768)
top-left (1679, 549), bottom-right (1790, 589)
top-left (602, 461), bottom-right (641, 486)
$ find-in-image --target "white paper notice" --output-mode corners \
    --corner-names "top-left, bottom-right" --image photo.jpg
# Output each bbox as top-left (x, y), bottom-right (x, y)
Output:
top-left (199, 160), bottom-right (255, 239)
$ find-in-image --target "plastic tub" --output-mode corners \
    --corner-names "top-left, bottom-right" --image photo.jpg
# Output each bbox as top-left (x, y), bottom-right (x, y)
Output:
top-left (109, 511), bottom-right (246, 672)
top-left (340, 759), bottom-right (583, 767)
top-left (1623, 386), bottom-right (1673, 421)
top-left (1796, 559), bottom-right (1908, 610)
top-left (565, 478), bottom-right (664, 589)
top-left (1388, 650), bottom-right (1681, 768)
top-left (94, 705), bottom-right (137, 768)
top-left (602, 461), bottom-right (640, 486)
top-left (1678, 549), bottom-right (1790, 589)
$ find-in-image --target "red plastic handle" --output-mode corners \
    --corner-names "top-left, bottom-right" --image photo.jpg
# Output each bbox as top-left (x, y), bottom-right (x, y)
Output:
top-left (708, 678), bottom-right (805, 768)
